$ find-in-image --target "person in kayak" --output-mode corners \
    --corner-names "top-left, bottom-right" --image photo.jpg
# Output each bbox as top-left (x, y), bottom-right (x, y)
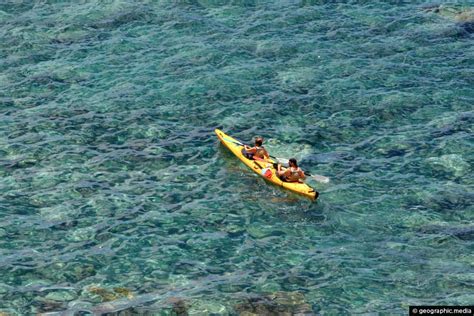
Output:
top-left (242, 137), bottom-right (269, 160)
top-left (277, 158), bottom-right (306, 182)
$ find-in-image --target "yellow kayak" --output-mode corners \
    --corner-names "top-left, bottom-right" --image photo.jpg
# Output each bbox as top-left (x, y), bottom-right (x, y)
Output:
top-left (215, 129), bottom-right (318, 201)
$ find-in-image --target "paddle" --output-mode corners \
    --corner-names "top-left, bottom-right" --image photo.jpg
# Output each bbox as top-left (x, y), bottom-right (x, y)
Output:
top-left (304, 173), bottom-right (330, 183)
top-left (222, 136), bottom-right (245, 147)
top-left (269, 155), bottom-right (330, 184)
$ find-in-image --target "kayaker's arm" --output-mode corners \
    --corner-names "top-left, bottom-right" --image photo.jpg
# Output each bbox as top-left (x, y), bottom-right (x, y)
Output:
top-left (299, 169), bottom-right (306, 180)
top-left (277, 164), bottom-right (284, 176)
top-left (277, 165), bottom-right (291, 178)
top-left (244, 146), bottom-right (256, 153)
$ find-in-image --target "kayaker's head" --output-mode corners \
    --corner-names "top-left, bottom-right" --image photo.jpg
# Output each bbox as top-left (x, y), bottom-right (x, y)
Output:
top-left (255, 137), bottom-right (263, 147)
top-left (289, 158), bottom-right (298, 167)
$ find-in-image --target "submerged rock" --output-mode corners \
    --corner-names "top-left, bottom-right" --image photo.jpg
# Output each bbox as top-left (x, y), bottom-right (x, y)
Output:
top-left (421, 4), bottom-right (471, 18)
top-left (67, 300), bottom-right (94, 310)
top-left (454, 8), bottom-right (474, 23)
top-left (68, 263), bottom-right (96, 282)
top-left (418, 225), bottom-right (474, 241)
top-left (44, 290), bottom-right (77, 302)
top-left (426, 154), bottom-right (470, 177)
top-left (36, 299), bottom-right (66, 313)
top-left (185, 300), bottom-right (227, 314)
top-left (234, 291), bottom-right (314, 315)
top-left (167, 297), bottom-right (188, 316)
top-left (422, 5), bottom-right (474, 34)
top-left (225, 224), bottom-right (246, 237)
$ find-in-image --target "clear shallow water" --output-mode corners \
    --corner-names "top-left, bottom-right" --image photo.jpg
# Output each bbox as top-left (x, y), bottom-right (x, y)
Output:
top-left (0, 1), bottom-right (473, 314)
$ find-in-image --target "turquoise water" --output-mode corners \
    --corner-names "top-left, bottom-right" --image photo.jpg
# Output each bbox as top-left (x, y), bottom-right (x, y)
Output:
top-left (1, 1), bottom-right (473, 314)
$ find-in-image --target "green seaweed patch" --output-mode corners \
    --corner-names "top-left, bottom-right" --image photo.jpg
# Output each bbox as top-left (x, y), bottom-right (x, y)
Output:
top-left (87, 286), bottom-right (134, 302)
top-left (113, 287), bottom-right (134, 298)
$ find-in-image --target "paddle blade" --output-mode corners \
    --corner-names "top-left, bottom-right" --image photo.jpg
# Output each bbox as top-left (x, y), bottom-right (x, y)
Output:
top-left (273, 156), bottom-right (287, 163)
top-left (310, 174), bottom-right (330, 183)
